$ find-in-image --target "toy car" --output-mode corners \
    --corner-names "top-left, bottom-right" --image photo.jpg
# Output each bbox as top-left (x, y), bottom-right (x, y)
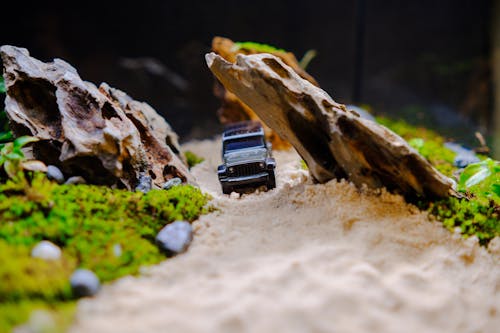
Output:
top-left (218, 121), bottom-right (276, 194)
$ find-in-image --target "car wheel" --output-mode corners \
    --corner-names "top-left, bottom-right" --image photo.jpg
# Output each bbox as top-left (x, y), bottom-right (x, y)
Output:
top-left (267, 172), bottom-right (276, 190)
top-left (222, 184), bottom-right (233, 194)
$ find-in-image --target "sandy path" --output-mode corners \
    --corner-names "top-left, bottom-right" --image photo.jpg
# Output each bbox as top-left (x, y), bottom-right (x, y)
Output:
top-left (70, 139), bottom-right (500, 333)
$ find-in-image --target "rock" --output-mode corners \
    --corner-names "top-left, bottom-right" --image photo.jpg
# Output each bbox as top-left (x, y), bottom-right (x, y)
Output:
top-left (113, 244), bottom-right (122, 257)
top-left (155, 221), bottom-right (193, 255)
top-left (31, 240), bottom-right (61, 261)
top-left (135, 173), bottom-right (152, 193)
top-left (162, 177), bottom-right (182, 190)
top-left (21, 160), bottom-right (48, 173)
top-left (454, 154), bottom-right (481, 169)
top-left (64, 176), bottom-right (87, 185)
top-left (0, 45), bottom-right (193, 189)
top-left (46, 165), bottom-right (65, 184)
top-left (206, 52), bottom-right (456, 198)
top-left (211, 37), bottom-right (321, 150)
top-left (444, 142), bottom-right (480, 168)
top-left (70, 269), bottom-right (100, 298)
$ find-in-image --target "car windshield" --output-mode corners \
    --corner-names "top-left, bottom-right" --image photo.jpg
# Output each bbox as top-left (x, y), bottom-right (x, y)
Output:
top-left (225, 137), bottom-right (264, 151)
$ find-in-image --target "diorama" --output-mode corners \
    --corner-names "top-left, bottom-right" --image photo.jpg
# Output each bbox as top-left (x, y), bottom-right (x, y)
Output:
top-left (1, 1), bottom-right (499, 332)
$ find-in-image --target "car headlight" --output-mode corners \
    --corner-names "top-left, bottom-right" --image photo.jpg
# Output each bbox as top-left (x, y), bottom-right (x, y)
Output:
top-left (259, 162), bottom-right (265, 169)
top-left (228, 167), bottom-right (234, 174)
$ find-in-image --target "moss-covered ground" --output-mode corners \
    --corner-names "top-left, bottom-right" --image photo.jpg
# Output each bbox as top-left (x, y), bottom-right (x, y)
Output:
top-left (378, 116), bottom-right (499, 245)
top-left (0, 173), bottom-right (210, 332)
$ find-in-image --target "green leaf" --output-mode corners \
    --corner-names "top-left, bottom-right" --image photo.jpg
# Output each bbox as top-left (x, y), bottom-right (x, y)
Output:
top-left (492, 184), bottom-right (500, 197)
top-left (458, 158), bottom-right (500, 204)
top-left (0, 76), bottom-right (5, 94)
top-left (13, 136), bottom-right (39, 149)
top-left (233, 41), bottom-right (286, 53)
top-left (0, 131), bottom-right (14, 143)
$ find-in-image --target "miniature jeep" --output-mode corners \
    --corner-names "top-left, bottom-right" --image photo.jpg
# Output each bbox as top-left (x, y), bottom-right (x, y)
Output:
top-left (218, 121), bottom-right (276, 194)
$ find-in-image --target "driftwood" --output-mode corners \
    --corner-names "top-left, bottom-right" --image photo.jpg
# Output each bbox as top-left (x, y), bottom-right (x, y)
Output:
top-left (211, 37), bottom-right (319, 150)
top-left (1, 45), bottom-right (193, 189)
top-left (206, 52), bottom-right (455, 198)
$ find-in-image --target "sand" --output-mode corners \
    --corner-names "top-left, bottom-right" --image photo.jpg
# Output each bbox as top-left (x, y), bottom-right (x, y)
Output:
top-left (70, 138), bottom-right (500, 333)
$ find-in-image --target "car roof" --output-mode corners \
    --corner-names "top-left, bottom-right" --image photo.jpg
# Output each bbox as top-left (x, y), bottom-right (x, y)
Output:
top-left (222, 121), bottom-right (264, 139)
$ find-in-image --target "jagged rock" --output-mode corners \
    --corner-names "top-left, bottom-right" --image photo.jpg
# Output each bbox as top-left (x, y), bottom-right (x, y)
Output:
top-left (206, 52), bottom-right (455, 198)
top-left (211, 37), bottom-right (319, 150)
top-left (1, 45), bottom-right (193, 189)
top-left (155, 221), bottom-right (193, 256)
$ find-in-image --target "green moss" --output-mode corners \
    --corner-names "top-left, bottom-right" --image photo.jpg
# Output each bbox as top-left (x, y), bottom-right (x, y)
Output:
top-left (233, 41), bottom-right (286, 53)
top-left (378, 117), bottom-right (456, 176)
top-left (0, 241), bottom-right (74, 302)
top-left (0, 300), bottom-right (76, 333)
top-left (184, 150), bottom-right (205, 168)
top-left (0, 173), bottom-right (210, 331)
top-left (422, 197), bottom-right (499, 245)
top-left (378, 116), bottom-right (499, 244)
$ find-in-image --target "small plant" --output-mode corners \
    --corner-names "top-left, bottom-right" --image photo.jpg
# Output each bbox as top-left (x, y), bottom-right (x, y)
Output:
top-left (0, 75), bottom-right (13, 145)
top-left (184, 150), bottom-right (204, 168)
top-left (233, 41), bottom-right (286, 53)
top-left (458, 159), bottom-right (500, 204)
top-left (0, 136), bottom-right (43, 180)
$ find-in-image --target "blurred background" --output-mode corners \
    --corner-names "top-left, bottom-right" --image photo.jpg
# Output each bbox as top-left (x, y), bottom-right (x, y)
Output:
top-left (2, 0), bottom-right (499, 155)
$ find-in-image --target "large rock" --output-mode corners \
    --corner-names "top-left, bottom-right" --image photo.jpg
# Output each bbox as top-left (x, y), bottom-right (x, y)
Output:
top-left (206, 52), bottom-right (455, 199)
top-left (211, 37), bottom-right (320, 150)
top-left (1, 45), bottom-right (193, 189)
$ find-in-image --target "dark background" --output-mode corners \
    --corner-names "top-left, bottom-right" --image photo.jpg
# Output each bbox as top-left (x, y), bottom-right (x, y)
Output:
top-left (1, 0), bottom-right (493, 144)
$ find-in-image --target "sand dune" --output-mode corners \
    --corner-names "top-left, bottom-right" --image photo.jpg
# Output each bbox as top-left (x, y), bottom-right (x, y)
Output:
top-left (70, 139), bottom-right (500, 333)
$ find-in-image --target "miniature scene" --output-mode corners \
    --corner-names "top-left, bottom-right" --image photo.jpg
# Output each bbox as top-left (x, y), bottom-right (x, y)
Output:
top-left (1, 1), bottom-right (499, 332)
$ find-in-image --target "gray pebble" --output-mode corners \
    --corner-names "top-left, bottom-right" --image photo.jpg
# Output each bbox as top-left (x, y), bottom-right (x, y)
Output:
top-left (162, 177), bottom-right (182, 190)
top-left (70, 269), bottom-right (101, 298)
top-left (113, 244), bottom-right (122, 257)
top-left (444, 142), bottom-right (480, 168)
top-left (135, 173), bottom-right (152, 193)
top-left (31, 240), bottom-right (61, 261)
top-left (47, 165), bottom-right (65, 184)
top-left (454, 154), bottom-right (480, 169)
top-left (155, 221), bottom-right (193, 256)
top-left (64, 176), bottom-right (87, 185)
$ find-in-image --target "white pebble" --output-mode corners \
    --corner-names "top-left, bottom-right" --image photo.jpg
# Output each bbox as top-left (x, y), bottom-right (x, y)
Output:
top-left (31, 240), bottom-right (61, 260)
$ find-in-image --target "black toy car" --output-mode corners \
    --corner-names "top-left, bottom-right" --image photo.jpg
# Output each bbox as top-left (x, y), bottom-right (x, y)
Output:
top-left (218, 121), bottom-right (276, 194)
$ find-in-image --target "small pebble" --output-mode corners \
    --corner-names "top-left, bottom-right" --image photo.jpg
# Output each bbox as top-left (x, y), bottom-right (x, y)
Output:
top-left (155, 221), bottom-right (193, 256)
top-left (31, 240), bottom-right (61, 261)
top-left (444, 142), bottom-right (480, 168)
top-left (113, 244), bottom-right (122, 257)
top-left (162, 177), bottom-right (182, 190)
top-left (70, 269), bottom-right (101, 298)
top-left (135, 173), bottom-right (152, 193)
top-left (454, 154), bottom-right (480, 169)
top-left (64, 176), bottom-right (86, 185)
top-left (47, 165), bottom-right (65, 184)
